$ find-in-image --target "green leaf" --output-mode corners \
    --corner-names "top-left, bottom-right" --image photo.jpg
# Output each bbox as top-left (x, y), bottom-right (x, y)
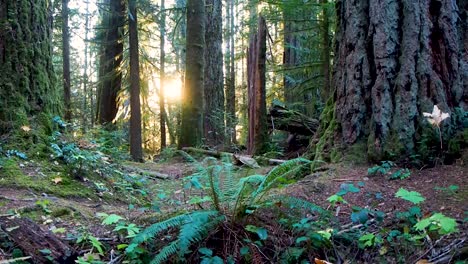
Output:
top-left (117, 244), bottom-right (128, 250)
top-left (327, 194), bottom-right (347, 205)
top-left (101, 214), bottom-right (124, 225)
top-left (245, 225), bottom-right (268, 240)
top-left (88, 236), bottom-right (104, 255)
top-left (198, 247), bottom-right (213, 256)
top-left (395, 188), bottom-right (425, 204)
top-left (359, 233), bottom-right (376, 248)
top-left (240, 246), bottom-right (249, 256)
top-left (295, 236), bottom-right (309, 244)
top-left (211, 256), bottom-right (224, 264)
top-left (415, 213), bottom-right (458, 235)
top-left (39, 249), bottom-right (52, 255)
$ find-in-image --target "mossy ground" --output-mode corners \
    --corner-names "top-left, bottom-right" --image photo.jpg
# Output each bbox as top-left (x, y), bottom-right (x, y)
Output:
top-left (0, 158), bottom-right (96, 198)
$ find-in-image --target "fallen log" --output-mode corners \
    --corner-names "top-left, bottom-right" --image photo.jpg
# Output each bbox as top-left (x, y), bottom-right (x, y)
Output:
top-left (268, 103), bottom-right (319, 135)
top-left (0, 217), bottom-right (77, 263)
top-left (121, 165), bottom-right (170, 179)
top-left (181, 147), bottom-right (286, 166)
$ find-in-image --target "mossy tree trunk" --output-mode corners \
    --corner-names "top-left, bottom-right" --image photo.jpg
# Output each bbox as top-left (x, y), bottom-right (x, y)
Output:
top-left (62, 0), bottom-right (71, 121)
top-left (0, 0), bottom-right (59, 133)
top-left (331, 0), bottom-right (467, 161)
top-left (247, 17), bottom-right (268, 155)
top-left (96, 0), bottom-right (125, 126)
top-left (129, 0), bottom-right (143, 162)
top-left (204, 0), bottom-right (225, 146)
top-left (179, 0), bottom-right (205, 148)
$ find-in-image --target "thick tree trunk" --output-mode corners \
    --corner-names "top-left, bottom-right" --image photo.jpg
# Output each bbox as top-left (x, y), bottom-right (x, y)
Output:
top-left (247, 17), bottom-right (268, 155)
top-left (0, 0), bottom-right (59, 133)
top-left (129, 0), bottom-right (143, 162)
top-left (333, 0), bottom-right (467, 161)
top-left (96, 0), bottom-right (125, 126)
top-left (160, 0), bottom-right (167, 149)
top-left (179, 0), bottom-right (205, 148)
top-left (320, 0), bottom-right (331, 99)
top-left (204, 0), bottom-right (225, 146)
top-left (62, 0), bottom-right (71, 121)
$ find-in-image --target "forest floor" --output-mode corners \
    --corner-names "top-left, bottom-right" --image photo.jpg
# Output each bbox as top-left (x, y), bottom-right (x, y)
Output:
top-left (0, 155), bottom-right (467, 262)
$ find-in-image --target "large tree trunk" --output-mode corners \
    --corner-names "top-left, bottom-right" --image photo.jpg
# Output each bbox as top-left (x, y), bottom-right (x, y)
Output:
top-left (179, 0), bottom-right (205, 148)
top-left (333, 0), bottom-right (467, 161)
top-left (129, 0), bottom-right (143, 162)
top-left (204, 0), bottom-right (225, 146)
top-left (96, 0), bottom-right (125, 126)
top-left (0, 0), bottom-right (59, 133)
top-left (247, 17), bottom-right (268, 155)
top-left (62, 0), bottom-right (71, 121)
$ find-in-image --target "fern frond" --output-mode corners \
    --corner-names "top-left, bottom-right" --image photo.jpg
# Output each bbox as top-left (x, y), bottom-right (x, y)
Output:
top-left (221, 162), bottom-right (236, 200)
top-left (251, 158), bottom-right (310, 202)
top-left (129, 212), bottom-right (192, 245)
top-left (150, 241), bottom-right (179, 264)
top-left (208, 164), bottom-right (223, 211)
top-left (178, 211), bottom-right (224, 253)
top-left (272, 195), bottom-right (327, 215)
top-left (231, 175), bottom-right (265, 214)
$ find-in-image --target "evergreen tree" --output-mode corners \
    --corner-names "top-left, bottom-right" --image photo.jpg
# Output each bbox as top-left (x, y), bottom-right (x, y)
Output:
top-left (96, 0), bottom-right (125, 126)
top-left (204, 0), bottom-right (225, 146)
top-left (179, 0), bottom-right (205, 148)
top-left (129, 0), bottom-right (143, 161)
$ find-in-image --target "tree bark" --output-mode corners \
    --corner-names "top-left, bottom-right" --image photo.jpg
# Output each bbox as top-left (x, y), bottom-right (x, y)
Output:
top-left (333, 0), bottom-right (467, 161)
top-left (0, 217), bottom-right (77, 263)
top-left (225, 0), bottom-right (236, 145)
top-left (0, 0), bottom-right (59, 133)
top-left (204, 0), bottom-right (225, 146)
top-left (160, 0), bottom-right (167, 149)
top-left (247, 17), bottom-right (268, 155)
top-left (179, 0), bottom-right (205, 148)
top-left (62, 0), bottom-right (71, 121)
top-left (96, 0), bottom-right (125, 126)
top-left (129, 0), bottom-right (143, 162)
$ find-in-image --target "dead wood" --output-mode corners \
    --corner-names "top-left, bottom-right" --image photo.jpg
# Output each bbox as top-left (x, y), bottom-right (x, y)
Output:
top-left (0, 217), bottom-right (77, 263)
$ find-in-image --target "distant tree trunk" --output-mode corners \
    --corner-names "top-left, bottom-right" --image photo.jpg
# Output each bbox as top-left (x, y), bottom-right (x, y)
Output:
top-left (179, 0), bottom-right (205, 148)
top-left (283, 15), bottom-right (301, 109)
top-left (204, 0), bottom-right (225, 146)
top-left (0, 0), bottom-right (59, 133)
top-left (247, 17), bottom-right (268, 155)
top-left (62, 0), bottom-right (71, 121)
top-left (320, 0), bottom-right (331, 100)
top-left (225, 0), bottom-right (236, 145)
top-left (96, 0), bottom-right (125, 126)
top-left (82, 1), bottom-right (90, 132)
top-left (160, 0), bottom-right (167, 149)
top-left (129, 0), bottom-right (143, 161)
top-left (332, 0), bottom-right (467, 161)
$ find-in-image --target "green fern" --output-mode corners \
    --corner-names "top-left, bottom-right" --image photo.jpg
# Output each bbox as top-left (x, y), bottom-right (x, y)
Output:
top-left (251, 158), bottom-right (311, 202)
top-left (129, 210), bottom-right (224, 264)
top-left (273, 195), bottom-right (327, 215)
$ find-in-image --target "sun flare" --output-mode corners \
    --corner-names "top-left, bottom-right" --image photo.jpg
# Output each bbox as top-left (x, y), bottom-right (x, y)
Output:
top-left (163, 79), bottom-right (182, 101)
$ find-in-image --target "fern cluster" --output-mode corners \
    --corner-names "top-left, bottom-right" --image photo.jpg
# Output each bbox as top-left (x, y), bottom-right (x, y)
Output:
top-left (128, 152), bottom-right (317, 263)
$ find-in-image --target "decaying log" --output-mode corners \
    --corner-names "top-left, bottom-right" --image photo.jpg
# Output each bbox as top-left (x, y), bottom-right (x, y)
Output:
top-left (268, 103), bottom-right (319, 136)
top-left (181, 147), bottom-right (286, 166)
top-left (121, 165), bottom-right (170, 179)
top-left (0, 217), bottom-right (77, 263)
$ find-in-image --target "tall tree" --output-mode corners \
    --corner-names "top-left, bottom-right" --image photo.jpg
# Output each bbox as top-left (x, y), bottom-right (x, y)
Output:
top-left (327, 0), bottom-right (467, 161)
top-left (0, 0), bottom-right (59, 133)
top-left (160, 0), bottom-right (167, 149)
top-left (129, 0), bottom-right (143, 161)
top-left (82, 0), bottom-right (91, 131)
top-left (204, 0), bottom-right (224, 146)
top-left (179, 0), bottom-right (205, 148)
top-left (62, 0), bottom-right (71, 121)
top-left (96, 0), bottom-right (125, 126)
top-left (247, 17), bottom-right (268, 155)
